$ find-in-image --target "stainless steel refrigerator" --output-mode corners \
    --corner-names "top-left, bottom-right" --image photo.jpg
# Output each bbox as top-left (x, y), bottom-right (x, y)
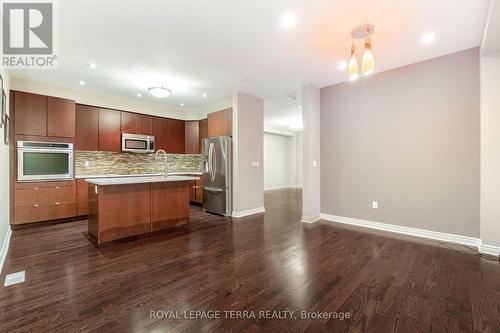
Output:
top-left (202, 136), bottom-right (232, 216)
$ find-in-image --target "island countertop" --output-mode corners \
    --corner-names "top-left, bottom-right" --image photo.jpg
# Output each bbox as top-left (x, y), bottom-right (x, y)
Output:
top-left (86, 175), bottom-right (200, 186)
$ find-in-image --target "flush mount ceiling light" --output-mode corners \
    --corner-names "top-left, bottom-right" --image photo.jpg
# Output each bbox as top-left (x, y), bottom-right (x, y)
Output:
top-left (148, 86), bottom-right (172, 98)
top-left (347, 24), bottom-right (375, 80)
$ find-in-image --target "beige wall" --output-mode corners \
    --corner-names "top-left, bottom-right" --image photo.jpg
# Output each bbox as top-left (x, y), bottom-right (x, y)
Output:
top-left (480, 54), bottom-right (500, 248)
top-left (320, 48), bottom-right (480, 237)
top-left (232, 92), bottom-right (264, 214)
top-left (0, 69), bottom-right (11, 272)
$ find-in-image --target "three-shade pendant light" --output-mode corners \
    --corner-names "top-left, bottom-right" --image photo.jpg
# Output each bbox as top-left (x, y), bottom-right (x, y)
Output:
top-left (348, 24), bottom-right (375, 81)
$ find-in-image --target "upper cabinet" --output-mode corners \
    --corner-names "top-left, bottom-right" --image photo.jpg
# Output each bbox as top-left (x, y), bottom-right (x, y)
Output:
top-left (14, 91), bottom-right (47, 136)
top-left (166, 119), bottom-right (185, 153)
top-left (208, 108), bottom-right (232, 137)
top-left (199, 118), bottom-right (208, 153)
top-left (153, 117), bottom-right (185, 153)
top-left (121, 112), bottom-right (153, 136)
top-left (14, 91), bottom-right (76, 138)
top-left (184, 121), bottom-right (199, 154)
top-left (75, 104), bottom-right (99, 151)
top-left (47, 97), bottom-right (76, 138)
top-left (98, 108), bottom-right (121, 152)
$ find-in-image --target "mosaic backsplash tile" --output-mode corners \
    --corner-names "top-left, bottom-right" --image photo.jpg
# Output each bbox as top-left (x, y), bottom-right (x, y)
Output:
top-left (75, 151), bottom-right (203, 176)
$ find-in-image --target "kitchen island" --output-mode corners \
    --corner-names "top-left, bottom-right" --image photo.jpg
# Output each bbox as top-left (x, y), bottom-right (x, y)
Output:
top-left (86, 175), bottom-right (199, 244)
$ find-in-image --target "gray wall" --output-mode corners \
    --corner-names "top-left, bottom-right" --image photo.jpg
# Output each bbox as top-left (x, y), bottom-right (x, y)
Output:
top-left (320, 48), bottom-right (480, 237)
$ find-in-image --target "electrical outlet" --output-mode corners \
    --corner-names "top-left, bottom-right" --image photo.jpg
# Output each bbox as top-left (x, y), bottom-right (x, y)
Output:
top-left (372, 201), bottom-right (378, 209)
top-left (84, 161), bottom-right (90, 167)
top-left (4, 271), bottom-right (25, 287)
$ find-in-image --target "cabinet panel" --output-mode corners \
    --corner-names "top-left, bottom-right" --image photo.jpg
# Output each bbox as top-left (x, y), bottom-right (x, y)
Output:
top-left (15, 186), bottom-right (76, 207)
top-left (14, 91), bottom-right (47, 136)
top-left (77, 179), bottom-right (89, 215)
top-left (47, 97), bottom-right (76, 138)
top-left (15, 202), bottom-right (76, 224)
top-left (185, 121), bottom-right (199, 154)
top-left (166, 119), bottom-right (185, 153)
top-left (75, 104), bottom-right (99, 151)
top-left (98, 108), bottom-right (121, 152)
top-left (121, 112), bottom-right (137, 134)
top-left (208, 111), bottom-right (221, 138)
top-left (137, 114), bottom-right (153, 135)
top-left (199, 118), bottom-right (208, 153)
top-left (153, 117), bottom-right (168, 151)
top-left (220, 108), bottom-right (232, 136)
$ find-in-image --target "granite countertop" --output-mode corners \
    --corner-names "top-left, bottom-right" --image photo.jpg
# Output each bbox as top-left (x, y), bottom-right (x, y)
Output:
top-left (76, 172), bottom-right (202, 179)
top-left (86, 175), bottom-right (200, 186)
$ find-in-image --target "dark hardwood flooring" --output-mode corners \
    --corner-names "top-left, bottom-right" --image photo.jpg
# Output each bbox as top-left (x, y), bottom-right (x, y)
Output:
top-left (1, 189), bottom-right (500, 332)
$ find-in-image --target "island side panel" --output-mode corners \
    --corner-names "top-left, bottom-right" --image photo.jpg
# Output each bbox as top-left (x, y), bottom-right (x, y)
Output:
top-left (88, 183), bottom-right (99, 242)
top-left (97, 183), bottom-right (152, 243)
top-left (151, 181), bottom-right (190, 231)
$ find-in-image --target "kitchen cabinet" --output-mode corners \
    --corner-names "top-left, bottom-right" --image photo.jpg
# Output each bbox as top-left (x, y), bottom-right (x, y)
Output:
top-left (76, 179), bottom-right (89, 215)
top-left (121, 112), bottom-right (153, 135)
top-left (98, 108), bottom-right (121, 152)
top-left (153, 117), bottom-right (185, 153)
top-left (75, 104), bottom-right (99, 151)
top-left (166, 119), bottom-right (185, 153)
top-left (185, 121), bottom-right (199, 154)
top-left (14, 181), bottom-right (76, 224)
top-left (47, 96), bottom-right (76, 138)
top-left (14, 91), bottom-right (47, 136)
top-left (208, 108), bottom-right (232, 137)
top-left (153, 117), bottom-right (169, 151)
top-left (199, 118), bottom-right (208, 153)
top-left (188, 177), bottom-right (203, 204)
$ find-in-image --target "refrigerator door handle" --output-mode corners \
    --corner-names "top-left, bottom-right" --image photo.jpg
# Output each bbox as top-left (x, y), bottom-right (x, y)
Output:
top-left (210, 143), bottom-right (216, 182)
top-left (208, 142), bottom-right (213, 180)
top-left (204, 186), bottom-right (224, 192)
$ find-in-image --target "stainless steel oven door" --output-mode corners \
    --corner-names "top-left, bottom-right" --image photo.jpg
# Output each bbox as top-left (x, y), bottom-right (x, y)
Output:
top-left (18, 148), bottom-right (74, 182)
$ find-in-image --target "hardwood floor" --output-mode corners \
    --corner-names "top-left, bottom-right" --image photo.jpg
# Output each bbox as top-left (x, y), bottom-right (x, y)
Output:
top-left (1, 188), bottom-right (500, 332)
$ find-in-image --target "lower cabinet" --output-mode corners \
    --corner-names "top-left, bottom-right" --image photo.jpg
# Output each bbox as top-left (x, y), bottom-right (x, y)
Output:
top-left (188, 176), bottom-right (203, 204)
top-left (14, 182), bottom-right (76, 224)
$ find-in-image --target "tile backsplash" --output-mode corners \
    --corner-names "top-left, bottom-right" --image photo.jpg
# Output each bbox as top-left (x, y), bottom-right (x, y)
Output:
top-left (75, 151), bottom-right (203, 176)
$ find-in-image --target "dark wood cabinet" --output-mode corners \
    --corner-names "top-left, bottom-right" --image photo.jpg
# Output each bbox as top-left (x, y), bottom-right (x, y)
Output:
top-left (75, 104), bottom-right (99, 151)
top-left (98, 108), bottom-right (121, 152)
top-left (199, 118), bottom-right (208, 153)
top-left (14, 91), bottom-right (47, 136)
top-left (76, 179), bottom-right (89, 216)
top-left (166, 119), bottom-right (185, 153)
top-left (185, 121), bottom-right (199, 154)
top-left (153, 117), bottom-right (168, 151)
top-left (47, 97), bottom-right (76, 138)
top-left (208, 108), bottom-right (232, 137)
top-left (122, 112), bottom-right (153, 136)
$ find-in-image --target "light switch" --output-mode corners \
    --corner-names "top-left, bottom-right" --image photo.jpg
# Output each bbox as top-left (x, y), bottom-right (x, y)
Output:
top-left (372, 201), bottom-right (378, 209)
top-left (312, 160), bottom-right (317, 167)
top-left (251, 161), bottom-right (260, 167)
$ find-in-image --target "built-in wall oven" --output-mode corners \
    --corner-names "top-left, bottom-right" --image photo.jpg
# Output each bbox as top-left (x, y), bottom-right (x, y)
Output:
top-left (17, 141), bottom-right (74, 182)
top-left (121, 133), bottom-right (155, 153)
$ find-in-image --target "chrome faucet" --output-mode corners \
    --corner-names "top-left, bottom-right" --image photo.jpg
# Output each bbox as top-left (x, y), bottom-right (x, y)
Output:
top-left (155, 149), bottom-right (168, 177)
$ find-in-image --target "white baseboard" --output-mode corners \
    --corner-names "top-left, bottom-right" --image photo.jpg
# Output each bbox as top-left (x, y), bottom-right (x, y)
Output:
top-left (480, 244), bottom-right (500, 256)
top-left (232, 206), bottom-right (266, 218)
top-left (301, 214), bottom-right (321, 224)
top-left (264, 185), bottom-right (303, 191)
top-left (319, 213), bottom-right (481, 248)
top-left (0, 228), bottom-right (12, 274)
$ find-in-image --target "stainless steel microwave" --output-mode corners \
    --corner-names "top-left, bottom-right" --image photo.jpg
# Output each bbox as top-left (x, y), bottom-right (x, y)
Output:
top-left (17, 141), bottom-right (74, 182)
top-left (121, 133), bottom-right (155, 153)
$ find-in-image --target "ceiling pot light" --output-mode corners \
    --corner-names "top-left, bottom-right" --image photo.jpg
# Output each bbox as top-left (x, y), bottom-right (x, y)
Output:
top-left (202, 93), bottom-right (208, 98)
top-left (348, 45), bottom-right (359, 81)
top-left (79, 80), bottom-right (86, 85)
top-left (362, 38), bottom-right (375, 75)
top-left (280, 12), bottom-right (297, 31)
top-left (422, 31), bottom-right (435, 44)
top-left (180, 103), bottom-right (184, 107)
top-left (88, 63), bottom-right (96, 69)
top-left (137, 93), bottom-right (142, 98)
top-left (148, 87), bottom-right (172, 98)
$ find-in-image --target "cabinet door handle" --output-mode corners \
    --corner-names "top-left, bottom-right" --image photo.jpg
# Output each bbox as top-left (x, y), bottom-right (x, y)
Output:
top-left (34, 204), bottom-right (39, 207)
top-left (55, 186), bottom-right (60, 189)
top-left (34, 188), bottom-right (39, 191)
top-left (55, 202), bottom-right (60, 205)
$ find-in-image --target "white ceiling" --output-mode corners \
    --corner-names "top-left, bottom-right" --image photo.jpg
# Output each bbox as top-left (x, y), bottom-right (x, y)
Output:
top-left (10, 0), bottom-right (489, 128)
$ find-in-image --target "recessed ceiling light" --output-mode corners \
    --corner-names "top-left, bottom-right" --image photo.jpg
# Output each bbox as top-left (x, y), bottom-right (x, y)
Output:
top-left (202, 93), bottom-right (208, 98)
top-left (297, 105), bottom-right (302, 110)
top-left (137, 93), bottom-right (142, 98)
top-left (148, 87), bottom-right (172, 98)
top-left (180, 103), bottom-right (184, 107)
top-left (338, 61), bottom-right (348, 71)
top-left (79, 80), bottom-right (86, 85)
top-left (88, 63), bottom-right (96, 69)
top-left (422, 31), bottom-right (435, 45)
top-left (280, 12), bottom-right (297, 31)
